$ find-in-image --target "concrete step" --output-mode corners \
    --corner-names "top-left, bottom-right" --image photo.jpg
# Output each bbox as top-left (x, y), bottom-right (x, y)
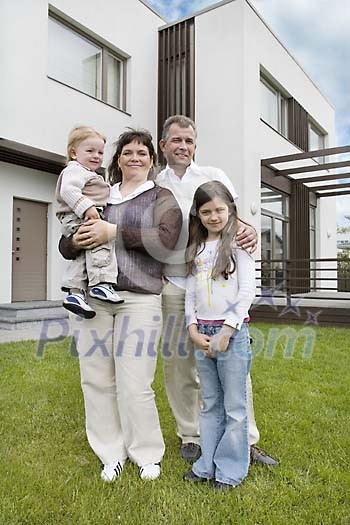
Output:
top-left (0, 300), bottom-right (68, 330)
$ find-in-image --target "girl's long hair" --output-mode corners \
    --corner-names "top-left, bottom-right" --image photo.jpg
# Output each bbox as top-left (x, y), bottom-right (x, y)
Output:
top-left (187, 181), bottom-right (243, 279)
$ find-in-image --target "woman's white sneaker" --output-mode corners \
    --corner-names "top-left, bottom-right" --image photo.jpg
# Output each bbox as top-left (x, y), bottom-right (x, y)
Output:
top-left (101, 460), bottom-right (125, 482)
top-left (139, 463), bottom-right (161, 480)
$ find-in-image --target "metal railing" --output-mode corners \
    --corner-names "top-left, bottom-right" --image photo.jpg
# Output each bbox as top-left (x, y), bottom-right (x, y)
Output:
top-left (255, 258), bottom-right (350, 302)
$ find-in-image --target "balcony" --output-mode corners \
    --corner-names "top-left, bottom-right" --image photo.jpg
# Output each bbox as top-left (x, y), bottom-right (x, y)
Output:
top-left (251, 257), bottom-right (350, 326)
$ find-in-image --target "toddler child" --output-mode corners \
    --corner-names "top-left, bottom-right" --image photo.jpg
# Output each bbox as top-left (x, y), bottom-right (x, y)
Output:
top-left (56, 126), bottom-right (123, 319)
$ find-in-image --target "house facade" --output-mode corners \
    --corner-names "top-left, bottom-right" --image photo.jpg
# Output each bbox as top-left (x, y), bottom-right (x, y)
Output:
top-left (0, 0), bottom-right (163, 303)
top-left (0, 0), bottom-right (337, 304)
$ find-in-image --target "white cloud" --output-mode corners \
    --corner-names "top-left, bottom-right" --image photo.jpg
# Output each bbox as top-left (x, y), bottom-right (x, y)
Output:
top-left (146, 0), bottom-right (221, 21)
top-left (145, 0), bottom-right (350, 220)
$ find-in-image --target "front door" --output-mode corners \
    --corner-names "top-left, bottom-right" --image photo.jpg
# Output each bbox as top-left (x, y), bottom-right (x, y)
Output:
top-left (12, 198), bottom-right (48, 302)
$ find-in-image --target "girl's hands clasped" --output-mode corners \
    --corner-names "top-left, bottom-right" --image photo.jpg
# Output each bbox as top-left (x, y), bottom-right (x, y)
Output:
top-left (209, 325), bottom-right (236, 353)
top-left (188, 325), bottom-right (212, 357)
top-left (188, 324), bottom-right (237, 356)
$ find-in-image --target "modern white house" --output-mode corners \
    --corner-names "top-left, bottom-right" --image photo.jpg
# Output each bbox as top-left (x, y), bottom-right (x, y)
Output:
top-left (0, 0), bottom-right (163, 304)
top-left (0, 0), bottom-right (339, 308)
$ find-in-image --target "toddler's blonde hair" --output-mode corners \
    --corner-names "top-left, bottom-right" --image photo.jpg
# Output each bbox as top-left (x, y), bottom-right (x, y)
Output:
top-left (66, 126), bottom-right (107, 163)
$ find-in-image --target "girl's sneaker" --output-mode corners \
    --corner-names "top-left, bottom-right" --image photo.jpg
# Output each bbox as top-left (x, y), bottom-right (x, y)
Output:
top-left (89, 283), bottom-right (124, 304)
top-left (63, 290), bottom-right (96, 319)
top-left (139, 463), bottom-right (161, 480)
top-left (101, 460), bottom-right (125, 483)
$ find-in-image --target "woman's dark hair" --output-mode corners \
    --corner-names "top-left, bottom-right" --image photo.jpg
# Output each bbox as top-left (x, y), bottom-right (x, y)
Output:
top-left (186, 181), bottom-right (245, 279)
top-left (108, 128), bottom-right (157, 185)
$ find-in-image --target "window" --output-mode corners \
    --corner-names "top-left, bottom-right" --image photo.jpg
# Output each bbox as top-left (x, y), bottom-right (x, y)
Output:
top-left (261, 186), bottom-right (289, 290)
top-left (48, 14), bottom-right (127, 111)
top-left (309, 121), bottom-right (325, 162)
top-left (260, 76), bottom-right (288, 137)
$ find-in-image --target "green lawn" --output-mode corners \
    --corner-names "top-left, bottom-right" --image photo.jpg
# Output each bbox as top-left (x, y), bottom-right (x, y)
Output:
top-left (1, 323), bottom-right (349, 525)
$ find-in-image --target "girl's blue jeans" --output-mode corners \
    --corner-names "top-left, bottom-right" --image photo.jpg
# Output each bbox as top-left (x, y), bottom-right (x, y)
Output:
top-left (192, 323), bottom-right (251, 486)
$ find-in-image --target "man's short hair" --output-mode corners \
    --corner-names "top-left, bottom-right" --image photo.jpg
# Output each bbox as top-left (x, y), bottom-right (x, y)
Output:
top-left (162, 115), bottom-right (197, 141)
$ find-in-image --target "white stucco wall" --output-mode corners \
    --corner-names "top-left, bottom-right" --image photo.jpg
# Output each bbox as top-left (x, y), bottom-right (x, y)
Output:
top-left (0, 162), bottom-right (63, 303)
top-left (0, 0), bottom-right (162, 304)
top-left (0, 0), bottom-right (162, 154)
top-left (193, 0), bottom-right (336, 261)
top-left (194, 0), bottom-right (245, 210)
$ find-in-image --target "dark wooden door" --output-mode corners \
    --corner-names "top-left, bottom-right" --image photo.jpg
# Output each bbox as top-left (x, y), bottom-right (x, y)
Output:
top-left (12, 198), bottom-right (48, 301)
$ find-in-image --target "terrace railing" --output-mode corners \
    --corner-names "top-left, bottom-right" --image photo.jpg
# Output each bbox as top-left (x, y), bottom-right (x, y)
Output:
top-left (256, 257), bottom-right (350, 301)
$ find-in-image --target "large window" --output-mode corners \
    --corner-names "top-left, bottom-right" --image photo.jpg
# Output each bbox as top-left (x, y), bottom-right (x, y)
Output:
top-left (309, 121), bottom-right (325, 163)
top-left (260, 76), bottom-right (288, 137)
top-left (48, 14), bottom-right (127, 111)
top-left (261, 186), bottom-right (289, 290)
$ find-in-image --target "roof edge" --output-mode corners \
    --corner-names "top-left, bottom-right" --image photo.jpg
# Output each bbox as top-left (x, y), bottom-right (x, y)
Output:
top-left (245, 0), bottom-right (334, 109)
top-left (138, 0), bottom-right (166, 22)
top-left (158, 0), bottom-right (235, 30)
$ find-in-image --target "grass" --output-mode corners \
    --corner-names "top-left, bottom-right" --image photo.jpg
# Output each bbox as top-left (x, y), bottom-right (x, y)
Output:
top-left (0, 323), bottom-right (349, 525)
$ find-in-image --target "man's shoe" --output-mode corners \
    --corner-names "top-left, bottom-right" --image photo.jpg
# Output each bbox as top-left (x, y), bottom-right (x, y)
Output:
top-left (89, 283), bottom-right (124, 304)
top-left (183, 470), bottom-right (209, 483)
top-left (250, 445), bottom-right (279, 466)
top-left (63, 290), bottom-right (96, 319)
top-left (180, 443), bottom-right (201, 463)
top-left (212, 480), bottom-right (235, 492)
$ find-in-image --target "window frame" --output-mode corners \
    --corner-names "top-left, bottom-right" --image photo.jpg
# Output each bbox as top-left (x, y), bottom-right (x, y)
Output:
top-left (48, 10), bottom-right (128, 112)
top-left (260, 75), bottom-right (288, 138)
top-left (308, 120), bottom-right (326, 163)
top-left (260, 184), bottom-right (290, 290)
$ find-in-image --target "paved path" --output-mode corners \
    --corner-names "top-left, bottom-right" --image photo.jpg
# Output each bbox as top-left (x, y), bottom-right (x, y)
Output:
top-left (0, 319), bottom-right (73, 344)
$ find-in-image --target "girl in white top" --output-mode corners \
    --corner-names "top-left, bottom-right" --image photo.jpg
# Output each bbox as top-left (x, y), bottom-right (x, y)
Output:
top-left (184, 180), bottom-right (256, 491)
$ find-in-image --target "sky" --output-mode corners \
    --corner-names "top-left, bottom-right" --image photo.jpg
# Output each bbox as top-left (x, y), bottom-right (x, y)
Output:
top-left (146, 0), bottom-right (350, 227)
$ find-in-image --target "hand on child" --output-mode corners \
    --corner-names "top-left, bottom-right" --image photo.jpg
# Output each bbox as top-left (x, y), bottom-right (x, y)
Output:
top-left (74, 219), bottom-right (117, 249)
top-left (236, 223), bottom-right (257, 253)
top-left (84, 206), bottom-right (100, 221)
top-left (209, 325), bottom-right (236, 353)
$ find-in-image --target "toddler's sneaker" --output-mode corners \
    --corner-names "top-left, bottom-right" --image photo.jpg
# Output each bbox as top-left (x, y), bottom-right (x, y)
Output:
top-left (63, 290), bottom-right (96, 319)
top-left (139, 463), bottom-right (161, 480)
top-left (101, 460), bottom-right (125, 483)
top-left (89, 283), bottom-right (124, 304)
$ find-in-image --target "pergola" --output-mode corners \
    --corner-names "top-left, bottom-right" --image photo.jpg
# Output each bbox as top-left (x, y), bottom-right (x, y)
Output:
top-left (254, 145), bottom-right (350, 326)
top-left (261, 144), bottom-right (350, 197)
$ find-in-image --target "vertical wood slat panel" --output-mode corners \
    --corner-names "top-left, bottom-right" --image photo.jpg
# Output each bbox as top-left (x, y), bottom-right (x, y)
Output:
top-left (178, 22), bottom-right (182, 112)
top-left (166, 28), bottom-right (171, 117)
top-left (157, 18), bottom-right (195, 163)
top-left (288, 99), bottom-right (309, 152)
top-left (290, 182), bottom-right (310, 293)
top-left (157, 30), bottom-right (164, 142)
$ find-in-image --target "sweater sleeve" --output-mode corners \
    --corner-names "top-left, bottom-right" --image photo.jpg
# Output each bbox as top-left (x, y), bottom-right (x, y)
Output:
top-left (224, 247), bottom-right (256, 329)
top-left (58, 234), bottom-right (80, 260)
top-left (60, 164), bottom-right (96, 218)
top-left (119, 187), bottom-right (182, 261)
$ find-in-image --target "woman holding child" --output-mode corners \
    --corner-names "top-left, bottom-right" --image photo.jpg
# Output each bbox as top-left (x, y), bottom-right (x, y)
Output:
top-left (60, 129), bottom-right (182, 482)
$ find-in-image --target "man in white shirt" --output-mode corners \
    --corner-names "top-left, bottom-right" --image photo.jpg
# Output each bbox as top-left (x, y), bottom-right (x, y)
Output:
top-left (157, 115), bottom-right (278, 466)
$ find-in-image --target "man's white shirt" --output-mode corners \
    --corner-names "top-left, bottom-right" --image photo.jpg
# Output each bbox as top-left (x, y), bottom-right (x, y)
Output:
top-left (156, 161), bottom-right (238, 289)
